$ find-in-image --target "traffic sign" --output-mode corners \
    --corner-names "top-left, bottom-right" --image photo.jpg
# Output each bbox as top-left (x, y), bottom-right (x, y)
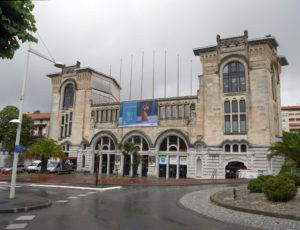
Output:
top-left (15, 145), bottom-right (25, 153)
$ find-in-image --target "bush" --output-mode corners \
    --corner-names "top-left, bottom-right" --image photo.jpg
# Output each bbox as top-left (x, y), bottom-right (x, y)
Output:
top-left (248, 179), bottom-right (263, 193)
top-left (247, 175), bottom-right (274, 193)
top-left (278, 173), bottom-right (300, 187)
top-left (263, 176), bottom-right (297, 202)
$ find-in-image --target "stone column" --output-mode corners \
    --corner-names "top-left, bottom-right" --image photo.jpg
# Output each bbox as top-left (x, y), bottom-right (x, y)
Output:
top-left (120, 154), bottom-right (124, 176)
top-left (129, 153), bottom-right (133, 177)
top-left (156, 155), bottom-right (159, 178)
top-left (107, 154), bottom-right (110, 175)
top-left (138, 162), bottom-right (142, 177)
top-left (99, 154), bottom-right (102, 175)
top-left (166, 155), bottom-right (169, 179)
top-left (176, 155), bottom-right (180, 179)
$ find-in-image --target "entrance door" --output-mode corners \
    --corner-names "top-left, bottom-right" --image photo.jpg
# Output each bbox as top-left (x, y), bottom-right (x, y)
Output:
top-left (141, 155), bottom-right (148, 177)
top-left (123, 154), bottom-right (130, 176)
top-left (94, 154), bottom-right (100, 173)
top-left (101, 154), bottom-right (107, 174)
top-left (179, 165), bottom-right (187, 178)
top-left (159, 165), bottom-right (166, 178)
top-left (225, 161), bottom-right (246, 179)
top-left (110, 154), bottom-right (115, 174)
top-left (169, 165), bottom-right (177, 178)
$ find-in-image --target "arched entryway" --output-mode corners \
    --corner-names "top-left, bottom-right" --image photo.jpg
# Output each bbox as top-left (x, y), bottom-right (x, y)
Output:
top-left (225, 161), bottom-right (246, 179)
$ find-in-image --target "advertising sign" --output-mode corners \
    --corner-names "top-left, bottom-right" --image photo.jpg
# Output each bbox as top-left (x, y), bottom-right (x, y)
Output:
top-left (180, 157), bottom-right (187, 165)
top-left (159, 156), bottom-right (166, 165)
top-left (119, 100), bottom-right (158, 127)
top-left (169, 156), bottom-right (177, 165)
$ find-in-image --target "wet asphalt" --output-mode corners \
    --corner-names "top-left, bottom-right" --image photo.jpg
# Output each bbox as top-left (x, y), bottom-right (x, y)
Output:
top-left (0, 184), bottom-right (254, 230)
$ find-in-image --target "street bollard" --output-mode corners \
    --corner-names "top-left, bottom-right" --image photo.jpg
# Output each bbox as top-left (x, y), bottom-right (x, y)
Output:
top-left (233, 188), bottom-right (237, 199)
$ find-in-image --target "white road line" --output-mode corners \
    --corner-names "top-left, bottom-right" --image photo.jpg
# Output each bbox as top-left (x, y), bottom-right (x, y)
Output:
top-left (5, 223), bottom-right (27, 229)
top-left (16, 215), bottom-right (35, 221)
top-left (67, 196), bottom-right (77, 199)
top-left (87, 191), bottom-right (96, 194)
top-left (56, 200), bottom-right (68, 203)
top-left (28, 184), bottom-right (122, 191)
top-left (77, 194), bottom-right (87, 197)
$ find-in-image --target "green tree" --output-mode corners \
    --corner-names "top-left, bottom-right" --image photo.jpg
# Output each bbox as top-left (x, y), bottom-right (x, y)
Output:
top-left (25, 138), bottom-right (64, 172)
top-left (0, 105), bottom-right (34, 153)
top-left (0, 0), bottom-right (37, 59)
top-left (118, 141), bottom-right (141, 177)
top-left (268, 132), bottom-right (300, 167)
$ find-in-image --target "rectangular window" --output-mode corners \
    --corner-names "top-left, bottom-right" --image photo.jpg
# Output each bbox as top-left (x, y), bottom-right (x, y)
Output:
top-left (184, 104), bottom-right (190, 119)
top-left (159, 106), bottom-right (165, 119)
top-left (232, 100), bottom-right (238, 113)
top-left (225, 115), bottom-right (231, 133)
top-left (178, 105), bottom-right (184, 119)
top-left (70, 112), bottom-right (73, 121)
top-left (64, 124), bottom-right (68, 137)
top-left (69, 122), bottom-right (72, 136)
top-left (66, 114), bottom-right (68, 123)
top-left (172, 105), bottom-right (177, 119)
top-left (232, 115), bottom-right (238, 132)
top-left (240, 115), bottom-right (246, 132)
top-left (166, 106), bottom-right (171, 119)
top-left (239, 100), bottom-right (246, 112)
top-left (61, 116), bottom-right (64, 125)
top-left (224, 101), bottom-right (230, 113)
top-left (60, 126), bottom-right (64, 138)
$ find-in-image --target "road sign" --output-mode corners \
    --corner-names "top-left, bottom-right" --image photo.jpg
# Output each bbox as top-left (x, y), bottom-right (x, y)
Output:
top-left (15, 145), bottom-right (25, 153)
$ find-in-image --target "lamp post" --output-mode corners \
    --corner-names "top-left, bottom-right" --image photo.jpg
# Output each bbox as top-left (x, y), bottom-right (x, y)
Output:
top-left (9, 43), bottom-right (64, 199)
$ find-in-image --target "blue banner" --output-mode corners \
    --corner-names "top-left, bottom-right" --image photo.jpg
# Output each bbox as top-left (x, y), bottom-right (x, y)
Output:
top-left (119, 100), bottom-right (158, 127)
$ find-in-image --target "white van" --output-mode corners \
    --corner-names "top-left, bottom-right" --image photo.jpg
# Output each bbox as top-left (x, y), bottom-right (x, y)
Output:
top-left (237, 169), bottom-right (263, 179)
top-left (27, 160), bottom-right (42, 173)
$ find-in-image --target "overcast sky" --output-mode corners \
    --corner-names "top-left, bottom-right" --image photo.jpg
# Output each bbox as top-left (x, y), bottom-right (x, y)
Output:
top-left (0, 0), bottom-right (299, 113)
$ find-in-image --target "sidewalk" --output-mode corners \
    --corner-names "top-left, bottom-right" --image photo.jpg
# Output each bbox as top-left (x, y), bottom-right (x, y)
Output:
top-left (0, 172), bottom-right (248, 186)
top-left (0, 191), bottom-right (51, 213)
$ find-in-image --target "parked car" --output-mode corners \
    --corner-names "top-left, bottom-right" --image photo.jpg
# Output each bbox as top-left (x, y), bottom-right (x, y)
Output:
top-left (47, 162), bottom-right (61, 173)
top-left (27, 160), bottom-right (42, 173)
top-left (1, 164), bottom-right (25, 174)
top-left (57, 163), bottom-right (73, 175)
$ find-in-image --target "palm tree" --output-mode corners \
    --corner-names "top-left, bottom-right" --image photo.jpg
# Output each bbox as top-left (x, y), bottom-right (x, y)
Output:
top-left (25, 138), bottom-right (64, 172)
top-left (118, 141), bottom-right (141, 177)
top-left (268, 132), bottom-right (300, 167)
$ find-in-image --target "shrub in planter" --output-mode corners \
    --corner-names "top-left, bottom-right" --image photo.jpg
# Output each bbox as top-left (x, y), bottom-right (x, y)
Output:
top-left (278, 173), bottom-right (300, 187)
top-left (248, 179), bottom-right (263, 193)
top-left (263, 177), bottom-right (297, 202)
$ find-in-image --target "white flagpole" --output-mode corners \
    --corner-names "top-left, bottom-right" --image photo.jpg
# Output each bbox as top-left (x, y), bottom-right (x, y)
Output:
top-left (190, 60), bottom-right (192, 95)
top-left (164, 50), bottom-right (167, 98)
top-left (177, 54), bottom-right (179, 97)
top-left (152, 50), bottom-right (155, 99)
top-left (140, 51), bottom-right (144, 100)
top-left (129, 54), bottom-right (133, 100)
top-left (119, 58), bottom-right (122, 85)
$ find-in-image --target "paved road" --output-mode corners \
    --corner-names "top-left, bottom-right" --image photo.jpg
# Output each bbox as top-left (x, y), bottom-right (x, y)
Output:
top-left (0, 184), bottom-right (253, 230)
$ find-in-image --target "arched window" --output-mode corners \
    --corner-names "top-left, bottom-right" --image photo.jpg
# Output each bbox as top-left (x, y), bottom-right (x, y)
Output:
top-left (223, 61), bottom-right (246, 93)
top-left (233, 144), bottom-right (239, 152)
top-left (225, 144), bottom-right (231, 152)
top-left (95, 136), bottom-right (115, 151)
top-left (159, 135), bottom-right (187, 152)
top-left (127, 136), bottom-right (149, 151)
top-left (241, 144), bottom-right (247, 152)
top-left (63, 84), bottom-right (75, 109)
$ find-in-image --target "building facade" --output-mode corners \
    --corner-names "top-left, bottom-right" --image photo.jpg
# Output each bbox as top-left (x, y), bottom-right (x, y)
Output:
top-left (29, 111), bottom-right (51, 138)
top-left (48, 31), bottom-right (288, 179)
top-left (282, 106), bottom-right (300, 132)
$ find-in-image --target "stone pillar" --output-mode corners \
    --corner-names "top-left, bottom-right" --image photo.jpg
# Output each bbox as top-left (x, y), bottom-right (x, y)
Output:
top-left (156, 155), bottom-right (159, 178)
top-left (129, 153), bottom-right (133, 177)
top-left (166, 155), bottom-right (169, 179)
top-left (99, 154), bottom-right (102, 175)
top-left (138, 162), bottom-right (142, 177)
top-left (176, 155), bottom-right (180, 179)
top-left (107, 154), bottom-right (110, 175)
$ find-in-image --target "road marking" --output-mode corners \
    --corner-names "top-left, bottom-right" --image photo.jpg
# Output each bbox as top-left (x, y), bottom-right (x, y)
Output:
top-left (67, 196), bottom-right (77, 199)
top-left (5, 223), bottom-right (27, 229)
top-left (0, 181), bottom-right (8, 184)
top-left (77, 194), bottom-right (87, 197)
top-left (56, 200), bottom-right (68, 203)
top-left (16, 215), bottom-right (35, 221)
top-left (28, 184), bottom-right (122, 191)
top-left (87, 191), bottom-right (96, 194)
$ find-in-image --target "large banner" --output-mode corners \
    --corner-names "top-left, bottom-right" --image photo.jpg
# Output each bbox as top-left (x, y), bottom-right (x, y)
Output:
top-left (119, 100), bottom-right (158, 127)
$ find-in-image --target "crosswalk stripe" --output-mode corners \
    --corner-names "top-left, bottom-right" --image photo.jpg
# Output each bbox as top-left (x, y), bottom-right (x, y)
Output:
top-left (16, 215), bottom-right (35, 221)
top-left (5, 223), bottom-right (27, 229)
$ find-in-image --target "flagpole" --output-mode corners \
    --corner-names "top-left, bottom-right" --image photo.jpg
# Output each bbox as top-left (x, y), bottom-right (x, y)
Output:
top-left (164, 50), bottom-right (167, 98)
top-left (177, 54), bottom-right (179, 97)
top-left (190, 60), bottom-right (192, 95)
top-left (119, 58), bottom-right (122, 85)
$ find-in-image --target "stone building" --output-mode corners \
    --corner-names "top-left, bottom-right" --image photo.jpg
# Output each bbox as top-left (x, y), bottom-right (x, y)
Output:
top-left (281, 106), bottom-right (300, 132)
top-left (47, 31), bottom-right (288, 179)
top-left (29, 111), bottom-right (51, 138)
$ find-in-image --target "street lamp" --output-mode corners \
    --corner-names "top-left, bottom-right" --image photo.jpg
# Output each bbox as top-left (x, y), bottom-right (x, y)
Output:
top-left (9, 43), bottom-right (64, 199)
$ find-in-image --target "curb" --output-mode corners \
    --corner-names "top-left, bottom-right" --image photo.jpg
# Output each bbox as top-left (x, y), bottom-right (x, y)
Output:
top-left (210, 190), bottom-right (300, 221)
top-left (0, 200), bottom-right (52, 214)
